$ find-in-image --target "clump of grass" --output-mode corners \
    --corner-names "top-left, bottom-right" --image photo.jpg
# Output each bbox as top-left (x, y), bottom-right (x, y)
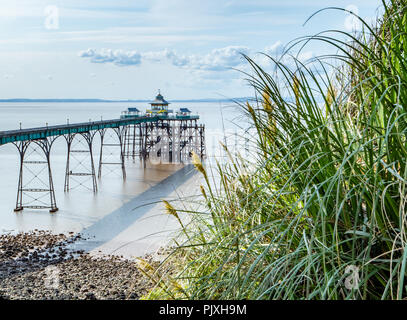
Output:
top-left (153, 0), bottom-right (407, 300)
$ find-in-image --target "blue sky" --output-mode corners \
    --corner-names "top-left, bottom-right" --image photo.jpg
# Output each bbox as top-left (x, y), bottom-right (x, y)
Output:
top-left (0, 0), bottom-right (382, 100)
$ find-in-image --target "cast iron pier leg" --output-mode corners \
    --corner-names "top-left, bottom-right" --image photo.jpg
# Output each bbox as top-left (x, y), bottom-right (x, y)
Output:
top-left (13, 138), bottom-right (58, 213)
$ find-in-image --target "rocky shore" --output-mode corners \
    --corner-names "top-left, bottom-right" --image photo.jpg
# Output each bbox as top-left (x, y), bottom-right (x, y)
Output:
top-left (0, 230), bottom-right (155, 300)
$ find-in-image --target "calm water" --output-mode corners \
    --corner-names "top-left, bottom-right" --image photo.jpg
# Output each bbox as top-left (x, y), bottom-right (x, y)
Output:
top-left (0, 101), bottom-right (244, 242)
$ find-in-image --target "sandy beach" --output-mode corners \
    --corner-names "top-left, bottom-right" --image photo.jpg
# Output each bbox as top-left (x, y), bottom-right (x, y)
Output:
top-left (73, 163), bottom-right (202, 259)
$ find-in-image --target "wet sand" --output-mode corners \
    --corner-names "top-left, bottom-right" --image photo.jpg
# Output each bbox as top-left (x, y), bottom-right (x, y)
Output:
top-left (72, 163), bottom-right (202, 259)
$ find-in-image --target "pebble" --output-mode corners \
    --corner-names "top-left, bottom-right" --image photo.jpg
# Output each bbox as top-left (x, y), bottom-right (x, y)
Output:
top-left (0, 230), bottom-right (155, 300)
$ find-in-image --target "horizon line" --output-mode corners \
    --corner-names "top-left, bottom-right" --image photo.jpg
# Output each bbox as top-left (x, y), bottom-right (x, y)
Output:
top-left (0, 97), bottom-right (255, 103)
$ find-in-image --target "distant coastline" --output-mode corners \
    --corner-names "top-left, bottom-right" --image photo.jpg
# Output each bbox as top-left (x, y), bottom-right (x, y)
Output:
top-left (0, 97), bottom-right (254, 103)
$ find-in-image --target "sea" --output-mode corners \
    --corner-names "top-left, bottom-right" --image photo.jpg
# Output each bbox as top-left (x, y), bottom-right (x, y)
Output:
top-left (0, 101), bottom-right (249, 257)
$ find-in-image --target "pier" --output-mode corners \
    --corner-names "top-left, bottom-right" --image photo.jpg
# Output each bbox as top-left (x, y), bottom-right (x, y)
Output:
top-left (0, 93), bottom-right (206, 213)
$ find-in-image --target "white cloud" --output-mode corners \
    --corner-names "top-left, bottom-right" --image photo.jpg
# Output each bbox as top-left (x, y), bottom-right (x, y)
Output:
top-left (80, 46), bottom-right (250, 71)
top-left (143, 49), bottom-right (189, 66)
top-left (264, 41), bottom-right (284, 56)
top-left (149, 46), bottom-right (250, 71)
top-left (79, 48), bottom-right (142, 66)
top-left (193, 46), bottom-right (250, 71)
top-left (77, 42), bottom-right (315, 87)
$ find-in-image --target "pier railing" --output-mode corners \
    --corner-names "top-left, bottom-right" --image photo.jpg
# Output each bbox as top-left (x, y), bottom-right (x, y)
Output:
top-left (0, 115), bottom-right (199, 146)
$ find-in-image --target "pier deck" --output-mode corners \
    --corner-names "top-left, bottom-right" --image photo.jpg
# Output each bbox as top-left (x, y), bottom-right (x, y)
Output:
top-left (0, 115), bottom-right (199, 146)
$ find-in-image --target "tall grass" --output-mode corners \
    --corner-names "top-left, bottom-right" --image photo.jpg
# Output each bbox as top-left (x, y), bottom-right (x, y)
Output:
top-left (145, 0), bottom-right (407, 299)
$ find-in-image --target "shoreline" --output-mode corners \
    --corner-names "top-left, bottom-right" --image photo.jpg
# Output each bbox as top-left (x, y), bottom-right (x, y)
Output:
top-left (1, 163), bottom-right (199, 257)
top-left (0, 230), bottom-right (156, 300)
top-left (0, 164), bottom-right (201, 299)
top-left (70, 164), bottom-right (197, 255)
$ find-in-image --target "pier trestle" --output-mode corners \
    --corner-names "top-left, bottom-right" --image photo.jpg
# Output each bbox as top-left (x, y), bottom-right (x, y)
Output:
top-left (98, 127), bottom-right (126, 180)
top-left (64, 132), bottom-right (98, 193)
top-left (137, 119), bottom-right (205, 167)
top-left (13, 137), bottom-right (58, 213)
top-left (123, 123), bottom-right (143, 160)
top-left (142, 119), bottom-right (206, 165)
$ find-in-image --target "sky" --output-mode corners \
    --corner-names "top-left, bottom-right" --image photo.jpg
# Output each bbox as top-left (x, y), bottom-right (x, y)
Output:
top-left (0, 0), bottom-right (383, 100)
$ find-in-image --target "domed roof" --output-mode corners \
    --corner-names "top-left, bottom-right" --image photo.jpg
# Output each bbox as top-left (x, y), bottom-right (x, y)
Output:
top-left (150, 91), bottom-right (170, 105)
